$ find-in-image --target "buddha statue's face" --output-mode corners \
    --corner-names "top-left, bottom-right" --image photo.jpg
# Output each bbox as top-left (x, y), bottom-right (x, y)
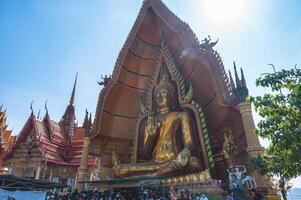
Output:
top-left (156, 88), bottom-right (172, 113)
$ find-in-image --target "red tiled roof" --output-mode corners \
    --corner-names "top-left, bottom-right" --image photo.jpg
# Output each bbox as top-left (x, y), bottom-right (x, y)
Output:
top-left (3, 114), bottom-right (96, 167)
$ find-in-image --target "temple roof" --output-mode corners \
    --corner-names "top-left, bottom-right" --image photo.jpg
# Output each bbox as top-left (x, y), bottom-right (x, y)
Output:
top-left (90, 0), bottom-right (248, 167)
top-left (2, 113), bottom-right (96, 167)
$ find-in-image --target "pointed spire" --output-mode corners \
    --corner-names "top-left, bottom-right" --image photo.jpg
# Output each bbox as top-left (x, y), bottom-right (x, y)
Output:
top-left (69, 72), bottom-right (78, 105)
top-left (233, 61), bottom-right (240, 87)
top-left (83, 109), bottom-right (89, 126)
top-left (232, 63), bottom-right (249, 103)
top-left (240, 68), bottom-right (246, 87)
top-left (37, 109), bottom-right (41, 119)
top-left (89, 112), bottom-right (92, 125)
top-left (61, 73), bottom-right (77, 138)
top-left (30, 101), bottom-right (34, 115)
top-left (83, 109), bottom-right (90, 137)
top-left (228, 70), bottom-right (235, 90)
top-left (89, 112), bottom-right (93, 130)
top-left (45, 100), bottom-right (49, 116)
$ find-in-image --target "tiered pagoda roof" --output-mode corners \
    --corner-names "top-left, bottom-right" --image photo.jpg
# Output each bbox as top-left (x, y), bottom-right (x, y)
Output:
top-left (3, 114), bottom-right (94, 166)
top-left (2, 74), bottom-right (96, 167)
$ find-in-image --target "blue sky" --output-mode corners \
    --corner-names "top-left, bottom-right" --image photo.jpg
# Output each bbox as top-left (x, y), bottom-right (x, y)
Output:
top-left (0, 0), bottom-right (300, 187)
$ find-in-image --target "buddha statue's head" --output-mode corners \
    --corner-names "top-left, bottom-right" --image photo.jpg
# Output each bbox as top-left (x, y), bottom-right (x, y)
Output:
top-left (154, 71), bottom-right (176, 113)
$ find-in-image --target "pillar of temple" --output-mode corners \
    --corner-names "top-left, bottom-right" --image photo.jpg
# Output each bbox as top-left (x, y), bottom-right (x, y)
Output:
top-left (76, 137), bottom-right (90, 190)
top-left (73, 172), bottom-right (78, 190)
top-left (237, 102), bottom-right (269, 188)
top-left (35, 163), bottom-right (41, 180)
top-left (48, 167), bottom-right (53, 182)
top-left (237, 102), bottom-right (264, 155)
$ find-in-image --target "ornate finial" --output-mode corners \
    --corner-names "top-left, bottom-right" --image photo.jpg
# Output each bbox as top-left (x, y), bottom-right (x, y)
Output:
top-left (228, 70), bottom-right (235, 90)
top-left (84, 109), bottom-right (88, 122)
top-left (69, 72), bottom-right (78, 105)
top-left (45, 100), bottom-right (49, 116)
top-left (83, 109), bottom-right (91, 137)
top-left (233, 61), bottom-right (240, 87)
top-left (200, 35), bottom-right (218, 50)
top-left (89, 112), bottom-right (92, 125)
top-left (98, 75), bottom-right (111, 86)
top-left (83, 108), bottom-right (89, 136)
top-left (37, 109), bottom-right (41, 119)
top-left (232, 62), bottom-right (249, 103)
top-left (30, 101), bottom-right (34, 115)
top-left (240, 68), bottom-right (246, 87)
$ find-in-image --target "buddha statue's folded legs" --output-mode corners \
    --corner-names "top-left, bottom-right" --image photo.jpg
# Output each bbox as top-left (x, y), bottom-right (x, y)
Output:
top-left (113, 148), bottom-right (201, 178)
top-left (113, 162), bottom-right (162, 178)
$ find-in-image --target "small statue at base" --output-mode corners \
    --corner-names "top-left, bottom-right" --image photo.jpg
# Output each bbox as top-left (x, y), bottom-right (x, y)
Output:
top-left (227, 165), bottom-right (255, 191)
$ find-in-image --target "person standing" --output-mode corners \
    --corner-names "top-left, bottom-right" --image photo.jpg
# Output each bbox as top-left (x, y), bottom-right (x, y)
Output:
top-left (170, 185), bottom-right (177, 200)
top-left (248, 189), bottom-right (265, 200)
top-left (226, 190), bottom-right (234, 200)
top-left (71, 189), bottom-right (80, 200)
top-left (199, 193), bottom-right (208, 200)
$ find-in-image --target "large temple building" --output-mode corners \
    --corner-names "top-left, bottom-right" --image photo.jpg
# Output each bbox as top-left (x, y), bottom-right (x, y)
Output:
top-left (0, 0), bottom-right (280, 198)
top-left (77, 0), bottom-right (276, 197)
top-left (0, 75), bottom-right (100, 189)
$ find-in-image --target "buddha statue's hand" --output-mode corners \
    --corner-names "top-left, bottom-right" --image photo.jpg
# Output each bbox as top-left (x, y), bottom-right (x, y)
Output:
top-left (145, 115), bottom-right (158, 136)
top-left (172, 148), bottom-right (191, 169)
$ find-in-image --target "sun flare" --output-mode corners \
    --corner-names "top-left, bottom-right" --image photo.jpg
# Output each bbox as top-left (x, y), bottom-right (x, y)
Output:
top-left (203, 0), bottom-right (247, 24)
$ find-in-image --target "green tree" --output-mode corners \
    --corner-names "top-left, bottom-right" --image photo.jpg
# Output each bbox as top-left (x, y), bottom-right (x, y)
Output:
top-left (249, 66), bottom-right (301, 200)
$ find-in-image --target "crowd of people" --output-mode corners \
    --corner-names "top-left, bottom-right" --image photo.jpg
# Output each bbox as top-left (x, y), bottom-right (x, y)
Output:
top-left (45, 188), bottom-right (193, 200)
top-left (45, 188), bottom-right (162, 200)
top-left (225, 189), bottom-right (265, 200)
top-left (44, 187), bottom-right (266, 200)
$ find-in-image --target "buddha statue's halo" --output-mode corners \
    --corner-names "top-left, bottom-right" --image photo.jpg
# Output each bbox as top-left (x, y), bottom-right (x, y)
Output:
top-left (154, 67), bottom-right (176, 98)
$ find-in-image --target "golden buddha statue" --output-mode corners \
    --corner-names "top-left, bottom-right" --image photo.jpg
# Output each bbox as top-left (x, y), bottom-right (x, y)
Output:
top-left (113, 69), bottom-right (202, 177)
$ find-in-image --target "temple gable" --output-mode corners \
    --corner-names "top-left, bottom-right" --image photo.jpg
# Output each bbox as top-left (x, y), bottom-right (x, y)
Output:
top-left (90, 0), bottom-right (263, 184)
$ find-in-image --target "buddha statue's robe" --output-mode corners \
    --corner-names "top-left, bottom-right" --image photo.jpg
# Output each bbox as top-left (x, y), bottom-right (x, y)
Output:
top-left (144, 111), bottom-right (192, 162)
top-left (112, 111), bottom-right (199, 177)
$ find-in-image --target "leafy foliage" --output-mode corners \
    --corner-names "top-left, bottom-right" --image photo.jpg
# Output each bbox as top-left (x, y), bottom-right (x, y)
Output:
top-left (249, 67), bottom-right (301, 178)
